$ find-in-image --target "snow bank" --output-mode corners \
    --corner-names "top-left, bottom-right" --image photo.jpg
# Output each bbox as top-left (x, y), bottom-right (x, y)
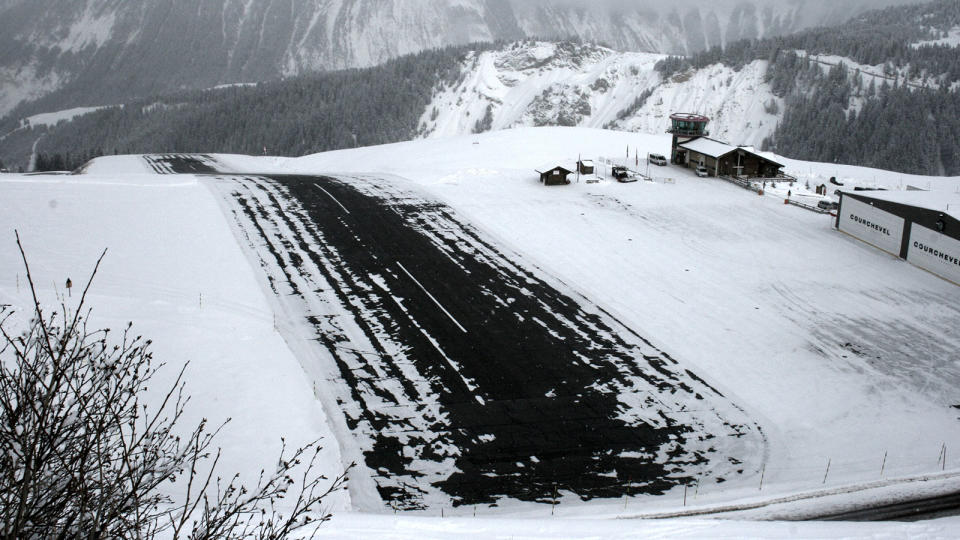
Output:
top-left (311, 512), bottom-right (960, 539)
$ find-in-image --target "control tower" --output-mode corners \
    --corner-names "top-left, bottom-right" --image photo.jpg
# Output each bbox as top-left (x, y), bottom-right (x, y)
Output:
top-left (667, 113), bottom-right (710, 164)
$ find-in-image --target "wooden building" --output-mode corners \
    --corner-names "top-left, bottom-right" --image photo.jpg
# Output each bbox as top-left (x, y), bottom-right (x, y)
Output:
top-left (676, 137), bottom-right (785, 178)
top-left (536, 165), bottom-right (573, 186)
top-left (577, 160), bottom-right (594, 175)
top-left (667, 112), bottom-right (785, 179)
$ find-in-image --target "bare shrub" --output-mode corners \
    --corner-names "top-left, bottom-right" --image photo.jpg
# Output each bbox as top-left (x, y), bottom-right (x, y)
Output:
top-left (0, 231), bottom-right (351, 539)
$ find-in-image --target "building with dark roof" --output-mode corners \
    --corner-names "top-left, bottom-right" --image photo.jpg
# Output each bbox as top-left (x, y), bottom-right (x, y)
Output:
top-left (667, 113), bottom-right (785, 179)
top-left (535, 165), bottom-right (573, 186)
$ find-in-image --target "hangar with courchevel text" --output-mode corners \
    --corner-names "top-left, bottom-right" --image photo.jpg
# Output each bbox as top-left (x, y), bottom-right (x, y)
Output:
top-left (837, 190), bottom-right (960, 286)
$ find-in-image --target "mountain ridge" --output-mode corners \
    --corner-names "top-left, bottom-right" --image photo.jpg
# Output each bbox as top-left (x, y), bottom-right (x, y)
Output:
top-left (0, 0), bottom-right (925, 118)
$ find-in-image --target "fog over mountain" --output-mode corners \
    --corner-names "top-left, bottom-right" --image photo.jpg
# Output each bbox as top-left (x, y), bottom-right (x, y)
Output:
top-left (0, 0), bottom-right (927, 117)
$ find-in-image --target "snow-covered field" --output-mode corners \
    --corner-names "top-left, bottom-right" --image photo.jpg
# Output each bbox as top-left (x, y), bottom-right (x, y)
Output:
top-left (20, 105), bottom-right (112, 128)
top-left (0, 167), bottom-right (350, 514)
top-left (2, 126), bottom-right (960, 536)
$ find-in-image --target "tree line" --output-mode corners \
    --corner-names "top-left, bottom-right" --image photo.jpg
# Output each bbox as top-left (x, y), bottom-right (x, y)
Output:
top-left (20, 42), bottom-right (497, 171)
top-left (655, 0), bottom-right (960, 176)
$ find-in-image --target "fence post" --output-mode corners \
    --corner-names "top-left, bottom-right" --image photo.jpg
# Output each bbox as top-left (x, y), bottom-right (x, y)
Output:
top-left (880, 451), bottom-right (887, 477)
top-left (759, 464), bottom-right (765, 491)
top-left (822, 458), bottom-right (831, 484)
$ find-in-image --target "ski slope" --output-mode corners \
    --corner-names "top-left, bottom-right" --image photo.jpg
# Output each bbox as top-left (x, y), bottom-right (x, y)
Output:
top-left (2, 126), bottom-right (960, 536)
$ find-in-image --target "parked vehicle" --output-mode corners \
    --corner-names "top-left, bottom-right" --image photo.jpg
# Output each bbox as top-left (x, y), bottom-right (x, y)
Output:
top-left (647, 153), bottom-right (667, 166)
top-left (817, 200), bottom-right (839, 210)
top-left (612, 166), bottom-right (636, 183)
top-left (695, 165), bottom-right (709, 177)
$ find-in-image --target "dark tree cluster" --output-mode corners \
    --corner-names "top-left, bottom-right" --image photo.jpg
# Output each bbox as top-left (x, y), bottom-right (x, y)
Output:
top-left (32, 149), bottom-right (104, 172)
top-left (654, 0), bottom-right (960, 176)
top-left (765, 70), bottom-right (960, 176)
top-left (6, 42), bottom-right (498, 169)
top-left (656, 0), bottom-right (960, 82)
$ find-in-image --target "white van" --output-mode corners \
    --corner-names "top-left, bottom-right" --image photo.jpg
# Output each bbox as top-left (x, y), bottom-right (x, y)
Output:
top-left (695, 164), bottom-right (709, 177)
top-left (648, 153), bottom-right (668, 166)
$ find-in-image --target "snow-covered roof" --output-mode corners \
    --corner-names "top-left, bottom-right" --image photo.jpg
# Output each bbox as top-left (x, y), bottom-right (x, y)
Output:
top-left (679, 137), bottom-right (785, 167)
top-left (579, 159), bottom-right (594, 166)
top-left (678, 137), bottom-right (737, 158)
top-left (535, 162), bottom-right (575, 174)
top-left (846, 190), bottom-right (960, 221)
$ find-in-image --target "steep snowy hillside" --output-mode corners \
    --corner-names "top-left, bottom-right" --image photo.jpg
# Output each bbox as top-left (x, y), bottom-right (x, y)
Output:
top-left (419, 41), bottom-right (780, 147)
top-left (0, 0), bottom-right (924, 117)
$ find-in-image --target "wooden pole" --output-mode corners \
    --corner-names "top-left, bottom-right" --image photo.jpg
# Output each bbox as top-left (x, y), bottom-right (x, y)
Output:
top-left (880, 451), bottom-right (887, 477)
top-left (822, 458), bottom-right (831, 484)
top-left (759, 464), bottom-right (765, 491)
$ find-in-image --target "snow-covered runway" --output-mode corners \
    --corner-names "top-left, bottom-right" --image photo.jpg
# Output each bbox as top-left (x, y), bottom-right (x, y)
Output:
top-left (210, 172), bottom-right (761, 511)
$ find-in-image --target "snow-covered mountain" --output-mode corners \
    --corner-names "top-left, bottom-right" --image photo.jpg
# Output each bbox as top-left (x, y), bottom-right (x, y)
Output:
top-left (0, 0), bottom-right (924, 117)
top-left (419, 41), bottom-right (780, 148)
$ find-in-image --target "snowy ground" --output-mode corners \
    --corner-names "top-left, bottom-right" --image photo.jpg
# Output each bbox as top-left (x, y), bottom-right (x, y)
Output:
top-left (2, 126), bottom-right (960, 536)
top-left (0, 168), bottom-right (350, 515)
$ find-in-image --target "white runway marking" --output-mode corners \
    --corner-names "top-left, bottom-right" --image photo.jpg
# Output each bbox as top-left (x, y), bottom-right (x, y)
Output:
top-left (396, 262), bottom-right (468, 334)
top-left (313, 182), bottom-right (351, 214)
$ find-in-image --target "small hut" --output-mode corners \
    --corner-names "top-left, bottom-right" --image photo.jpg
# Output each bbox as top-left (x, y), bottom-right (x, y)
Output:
top-left (577, 160), bottom-right (595, 175)
top-left (536, 165), bottom-right (573, 186)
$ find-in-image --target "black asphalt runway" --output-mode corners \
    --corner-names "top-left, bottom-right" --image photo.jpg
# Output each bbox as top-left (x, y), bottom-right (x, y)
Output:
top-left (154, 154), bottom-right (759, 510)
top-left (143, 154), bottom-right (221, 174)
top-left (230, 173), bottom-right (757, 508)
top-left (282, 175), bottom-right (692, 503)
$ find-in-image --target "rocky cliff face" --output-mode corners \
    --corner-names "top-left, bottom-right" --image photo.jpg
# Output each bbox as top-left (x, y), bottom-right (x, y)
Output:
top-left (0, 0), bottom-right (924, 117)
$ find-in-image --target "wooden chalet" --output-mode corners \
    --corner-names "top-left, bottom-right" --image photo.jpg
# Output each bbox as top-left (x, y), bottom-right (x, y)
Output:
top-left (675, 137), bottom-right (785, 179)
top-left (536, 165), bottom-right (573, 186)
